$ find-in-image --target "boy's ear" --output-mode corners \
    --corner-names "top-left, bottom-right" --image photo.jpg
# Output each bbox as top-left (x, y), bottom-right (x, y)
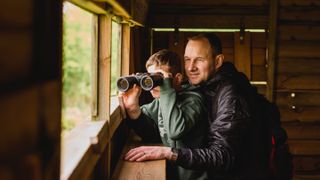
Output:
top-left (174, 73), bottom-right (183, 84)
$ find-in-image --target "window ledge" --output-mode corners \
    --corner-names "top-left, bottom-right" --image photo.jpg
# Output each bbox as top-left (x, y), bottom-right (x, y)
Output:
top-left (60, 120), bottom-right (106, 180)
top-left (60, 106), bottom-right (123, 180)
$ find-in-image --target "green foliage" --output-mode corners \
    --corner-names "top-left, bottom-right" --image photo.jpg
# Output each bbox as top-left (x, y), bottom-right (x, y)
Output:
top-left (62, 2), bottom-right (92, 131)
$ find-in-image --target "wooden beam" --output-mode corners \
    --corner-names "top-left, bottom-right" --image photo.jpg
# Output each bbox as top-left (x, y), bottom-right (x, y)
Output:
top-left (234, 32), bottom-right (252, 79)
top-left (98, 15), bottom-right (111, 120)
top-left (150, 5), bottom-right (267, 15)
top-left (68, 0), bottom-right (108, 14)
top-left (266, 0), bottom-right (278, 102)
top-left (148, 14), bottom-right (268, 29)
top-left (112, 137), bottom-right (166, 180)
top-left (121, 24), bottom-right (131, 75)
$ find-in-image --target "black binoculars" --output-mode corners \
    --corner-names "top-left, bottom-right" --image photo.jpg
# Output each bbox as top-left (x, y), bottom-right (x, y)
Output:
top-left (117, 73), bottom-right (163, 92)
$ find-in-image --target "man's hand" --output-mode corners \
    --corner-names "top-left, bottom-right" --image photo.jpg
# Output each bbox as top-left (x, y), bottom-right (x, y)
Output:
top-left (118, 84), bottom-right (142, 119)
top-left (124, 146), bottom-right (172, 162)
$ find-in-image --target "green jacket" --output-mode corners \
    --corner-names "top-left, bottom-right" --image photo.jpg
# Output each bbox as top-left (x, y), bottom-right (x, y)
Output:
top-left (128, 78), bottom-right (208, 180)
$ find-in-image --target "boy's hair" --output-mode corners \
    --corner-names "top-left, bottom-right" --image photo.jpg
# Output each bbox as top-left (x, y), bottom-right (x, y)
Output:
top-left (188, 33), bottom-right (222, 58)
top-left (146, 49), bottom-right (181, 75)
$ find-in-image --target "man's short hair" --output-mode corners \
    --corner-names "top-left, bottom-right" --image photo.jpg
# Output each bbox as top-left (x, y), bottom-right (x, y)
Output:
top-left (146, 49), bottom-right (181, 75)
top-left (188, 33), bottom-right (222, 57)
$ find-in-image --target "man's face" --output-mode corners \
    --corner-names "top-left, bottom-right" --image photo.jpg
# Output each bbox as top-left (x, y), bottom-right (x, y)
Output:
top-left (147, 64), bottom-right (171, 99)
top-left (184, 38), bottom-right (215, 85)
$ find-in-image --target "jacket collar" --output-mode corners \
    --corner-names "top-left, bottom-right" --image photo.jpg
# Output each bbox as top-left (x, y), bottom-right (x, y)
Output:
top-left (201, 62), bottom-right (256, 96)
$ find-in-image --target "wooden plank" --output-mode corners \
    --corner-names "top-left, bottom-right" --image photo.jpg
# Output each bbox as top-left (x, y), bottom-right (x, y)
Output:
top-left (183, 32), bottom-right (235, 48)
top-left (280, 0), bottom-right (320, 6)
top-left (252, 65), bottom-right (267, 81)
top-left (92, 16), bottom-right (98, 117)
top-left (279, 25), bottom-right (320, 41)
top-left (276, 91), bottom-right (320, 106)
top-left (279, 41), bottom-right (320, 58)
top-left (0, 86), bottom-right (39, 159)
top-left (280, 107), bottom-right (320, 123)
top-left (278, 58), bottom-right (320, 74)
top-left (121, 24), bottom-right (131, 75)
top-left (252, 48), bottom-right (266, 66)
top-left (266, 0), bottom-right (278, 102)
top-left (276, 74), bottom-right (320, 90)
top-left (251, 32), bottom-right (266, 48)
top-left (234, 32), bottom-right (252, 79)
top-left (111, 140), bottom-right (166, 180)
top-left (293, 174), bottom-right (320, 180)
top-left (131, 0), bottom-right (148, 24)
top-left (284, 123), bottom-right (320, 139)
top-left (0, 31), bottom-right (32, 85)
top-left (223, 47), bottom-right (234, 63)
top-left (168, 31), bottom-right (186, 64)
top-left (61, 121), bottom-right (105, 180)
top-left (152, 32), bottom-right (169, 53)
top-left (0, 1), bottom-right (33, 28)
top-left (149, 14), bottom-right (268, 29)
top-left (288, 140), bottom-right (320, 155)
top-left (292, 155), bottom-right (320, 174)
top-left (98, 16), bottom-right (112, 120)
top-left (150, 0), bottom-right (268, 6)
top-left (279, 7), bottom-right (320, 22)
top-left (69, 0), bottom-right (108, 14)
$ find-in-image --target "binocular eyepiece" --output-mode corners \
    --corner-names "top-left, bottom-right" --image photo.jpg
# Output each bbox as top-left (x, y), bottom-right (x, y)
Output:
top-left (117, 73), bottom-right (163, 92)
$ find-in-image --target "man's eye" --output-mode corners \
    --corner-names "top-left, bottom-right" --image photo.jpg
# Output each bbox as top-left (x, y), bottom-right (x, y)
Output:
top-left (184, 58), bottom-right (190, 62)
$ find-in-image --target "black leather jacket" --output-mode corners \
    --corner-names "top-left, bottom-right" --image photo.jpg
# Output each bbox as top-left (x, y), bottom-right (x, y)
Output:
top-left (175, 62), bottom-right (271, 179)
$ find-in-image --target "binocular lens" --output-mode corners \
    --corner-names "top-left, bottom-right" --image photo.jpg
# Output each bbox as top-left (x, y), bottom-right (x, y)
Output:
top-left (140, 76), bottom-right (154, 91)
top-left (117, 78), bottom-right (130, 92)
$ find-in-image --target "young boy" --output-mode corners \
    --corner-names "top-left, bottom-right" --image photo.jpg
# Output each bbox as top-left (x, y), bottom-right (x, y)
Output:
top-left (120, 49), bottom-right (208, 180)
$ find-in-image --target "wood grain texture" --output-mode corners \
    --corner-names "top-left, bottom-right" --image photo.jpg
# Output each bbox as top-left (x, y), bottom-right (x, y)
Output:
top-left (112, 141), bottom-right (166, 180)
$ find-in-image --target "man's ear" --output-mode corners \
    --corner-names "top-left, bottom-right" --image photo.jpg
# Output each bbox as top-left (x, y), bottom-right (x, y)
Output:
top-left (215, 54), bottom-right (224, 69)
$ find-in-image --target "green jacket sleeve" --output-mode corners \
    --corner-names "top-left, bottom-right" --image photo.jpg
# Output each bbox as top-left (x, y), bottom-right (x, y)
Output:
top-left (127, 100), bottom-right (161, 143)
top-left (159, 78), bottom-right (205, 140)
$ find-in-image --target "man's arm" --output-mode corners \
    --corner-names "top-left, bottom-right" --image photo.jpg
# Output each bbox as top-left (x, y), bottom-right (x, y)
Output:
top-left (174, 84), bottom-right (251, 172)
top-left (126, 84), bottom-right (252, 173)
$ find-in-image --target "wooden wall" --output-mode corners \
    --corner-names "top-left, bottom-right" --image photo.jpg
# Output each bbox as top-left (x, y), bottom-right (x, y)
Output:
top-left (277, 0), bottom-right (320, 178)
top-left (152, 31), bottom-right (267, 95)
top-left (0, 0), bottom-right (62, 179)
top-left (149, 0), bottom-right (320, 178)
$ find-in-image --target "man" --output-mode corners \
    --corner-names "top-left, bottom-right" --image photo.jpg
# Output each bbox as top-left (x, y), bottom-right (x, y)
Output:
top-left (121, 49), bottom-right (208, 179)
top-left (125, 33), bottom-right (272, 179)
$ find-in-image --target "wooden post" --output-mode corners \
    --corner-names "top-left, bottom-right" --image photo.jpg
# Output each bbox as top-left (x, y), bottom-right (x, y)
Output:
top-left (266, 0), bottom-right (278, 102)
top-left (121, 24), bottom-right (131, 76)
top-left (234, 32), bottom-right (252, 79)
top-left (97, 15), bottom-right (112, 179)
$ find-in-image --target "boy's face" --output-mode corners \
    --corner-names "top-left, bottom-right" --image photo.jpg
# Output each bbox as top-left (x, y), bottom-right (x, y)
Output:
top-left (147, 64), bottom-right (174, 99)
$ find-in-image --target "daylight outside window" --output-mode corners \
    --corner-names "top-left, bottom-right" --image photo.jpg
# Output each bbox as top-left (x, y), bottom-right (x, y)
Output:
top-left (110, 21), bottom-right (122, 112)
top-left (62, 2), bottom-right (95, 134)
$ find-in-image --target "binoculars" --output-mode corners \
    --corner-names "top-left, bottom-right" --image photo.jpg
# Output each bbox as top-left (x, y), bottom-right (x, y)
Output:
top-left (117, 73), bottom-right (163, 92)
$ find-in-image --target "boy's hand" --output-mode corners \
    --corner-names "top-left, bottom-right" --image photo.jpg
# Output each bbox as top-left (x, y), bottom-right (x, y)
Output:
top-left (153, 69), bottom-right (172, 78)
top-left (118, 84), bottom-right (142, 119)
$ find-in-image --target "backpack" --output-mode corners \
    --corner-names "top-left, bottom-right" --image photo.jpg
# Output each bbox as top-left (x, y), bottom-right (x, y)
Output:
top-left (256, 94), bottom-right (293, 179)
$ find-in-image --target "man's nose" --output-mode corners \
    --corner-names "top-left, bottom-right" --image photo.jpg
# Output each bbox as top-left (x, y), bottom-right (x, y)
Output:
top-left (187, 60), bottom-right (196, 71)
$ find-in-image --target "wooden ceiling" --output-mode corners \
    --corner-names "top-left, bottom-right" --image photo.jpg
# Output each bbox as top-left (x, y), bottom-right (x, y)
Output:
top-left (147, 0), bottom-right (269, 28)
